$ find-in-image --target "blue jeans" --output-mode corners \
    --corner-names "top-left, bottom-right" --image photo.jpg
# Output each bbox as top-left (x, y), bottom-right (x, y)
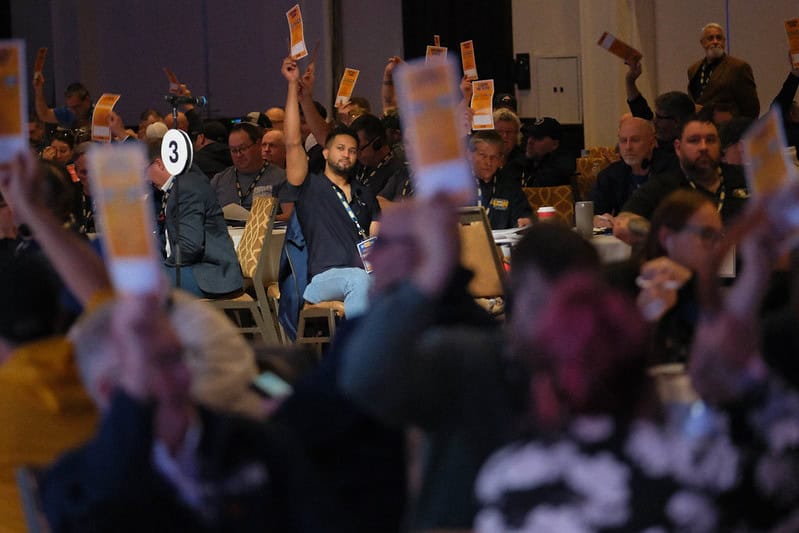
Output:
top-left (303, 267), bottom-right (371, 318)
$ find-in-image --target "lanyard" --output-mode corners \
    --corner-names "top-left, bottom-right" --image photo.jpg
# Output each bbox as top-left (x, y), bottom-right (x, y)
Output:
top-left (235, 164), bottom-right (268, 205)
top-left (332, 185), bottom-right (368, 239)
top-left (356, 152), bottom-right (393, 187)
top-left (159, 187), bottom-right (171, 222)
top-left (688, 169), bottom-right (725, 213)
top-left (476, 176), bottom-right (497, 212)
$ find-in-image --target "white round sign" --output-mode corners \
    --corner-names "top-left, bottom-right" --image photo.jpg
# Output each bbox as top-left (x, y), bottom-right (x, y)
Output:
top-left (161, 129), bottom-right (193, 175)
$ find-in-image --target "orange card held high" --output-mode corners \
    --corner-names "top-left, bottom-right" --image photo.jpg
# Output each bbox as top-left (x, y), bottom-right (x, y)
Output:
top-left (33, 47), bottom-right (47, 78)
top-left (597, 32), bottom-right (642, 64)
top-left (0, 39), bottom-right (27, 161)
top-left (460, 40), bottom-right (478, 80)
top-left (425, 45), bottom-right (448, 65)
top-left (91, 93), bottom-right (121, 143)
top-left (470, 79), bottom-right (495, 130)
top-left (335, 68), bottom-right (360, 106)
top-left (786, 18), bottom-right (799, 69)
top-left (286, 4), bottom-right (308, 60)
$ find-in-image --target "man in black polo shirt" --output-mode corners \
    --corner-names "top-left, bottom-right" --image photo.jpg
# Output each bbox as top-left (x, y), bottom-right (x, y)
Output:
top-left (350, 114), bottom-right (409, 202)
top-left (470, 131), bottom-right (532, 230)
top-left (283, 57), bottom-right (380, 318)
top-left (613, 116), bottom-right (749, 244)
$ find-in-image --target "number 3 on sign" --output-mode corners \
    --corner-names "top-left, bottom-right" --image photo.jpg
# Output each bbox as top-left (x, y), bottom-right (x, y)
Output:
top-left (161, 129), bottom-right (194, 175)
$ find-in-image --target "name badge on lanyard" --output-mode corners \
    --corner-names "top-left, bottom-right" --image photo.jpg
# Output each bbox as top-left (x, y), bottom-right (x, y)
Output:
top-left (357, 236), bottom-right (377, 274)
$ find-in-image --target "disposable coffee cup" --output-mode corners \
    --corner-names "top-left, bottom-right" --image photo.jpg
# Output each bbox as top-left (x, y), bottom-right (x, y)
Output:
top-left (575, 200), bottom-right (594, 239)
top-left (537, 206), bottom-right (556, 222)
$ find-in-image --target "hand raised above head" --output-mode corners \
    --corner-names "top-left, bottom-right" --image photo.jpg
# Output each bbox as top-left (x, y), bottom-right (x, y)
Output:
top-left (281, 57), bottom-right (300, 82)
top-left (625, 58), bottom-right (642, 82)
top-left (384, 56), bottom-right (402, 79)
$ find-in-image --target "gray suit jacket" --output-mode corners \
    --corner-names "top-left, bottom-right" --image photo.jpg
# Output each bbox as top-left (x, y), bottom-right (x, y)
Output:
top-left (165, 167), bottom-right (243, 295)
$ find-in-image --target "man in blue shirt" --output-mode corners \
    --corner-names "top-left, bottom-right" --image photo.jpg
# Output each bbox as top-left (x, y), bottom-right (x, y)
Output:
top-left (33, 76), bottom-right (93, 129)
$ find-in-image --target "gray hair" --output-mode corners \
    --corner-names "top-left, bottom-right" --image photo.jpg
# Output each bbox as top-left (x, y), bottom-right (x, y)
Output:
top-left (701, 23), bottom-right (724, 38)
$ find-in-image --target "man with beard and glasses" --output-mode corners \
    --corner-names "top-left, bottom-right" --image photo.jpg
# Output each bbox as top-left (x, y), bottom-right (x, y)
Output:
top-left (688, 23), bottom-right (760, 119)
top-left (282, 56), bottom-right (380, 318)
top-left (613, 116), bottom-right (749, 244)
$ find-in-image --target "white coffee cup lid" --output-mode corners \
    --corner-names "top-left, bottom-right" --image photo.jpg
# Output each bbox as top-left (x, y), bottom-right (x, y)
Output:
top-left (537, 206), bottom-right (556, 213)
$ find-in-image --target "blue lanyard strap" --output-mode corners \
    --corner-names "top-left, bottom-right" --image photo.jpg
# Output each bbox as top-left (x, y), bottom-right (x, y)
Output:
top-left (332, 185), bottom-right (368, 239)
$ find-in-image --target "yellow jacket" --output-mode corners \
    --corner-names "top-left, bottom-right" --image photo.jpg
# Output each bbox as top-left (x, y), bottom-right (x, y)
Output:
top-left (0, 337), bottom-right (98, 533)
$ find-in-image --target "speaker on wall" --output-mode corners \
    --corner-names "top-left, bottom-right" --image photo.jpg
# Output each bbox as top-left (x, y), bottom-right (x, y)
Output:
top-left (515, 53), bottom-right (530, 90)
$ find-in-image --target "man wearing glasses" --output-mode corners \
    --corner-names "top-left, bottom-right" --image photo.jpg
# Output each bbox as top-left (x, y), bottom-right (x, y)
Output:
top-left (210, 122), bottom-right (290, 212)
top-left (350, 114), bottom-right (409, 203)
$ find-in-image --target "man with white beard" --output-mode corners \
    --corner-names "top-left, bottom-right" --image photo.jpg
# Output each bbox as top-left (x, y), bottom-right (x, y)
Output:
top-left (687, 23), bottom-right (760, 119)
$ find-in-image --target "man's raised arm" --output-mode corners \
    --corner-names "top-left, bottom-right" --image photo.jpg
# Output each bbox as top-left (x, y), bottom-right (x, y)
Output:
top-left (282, 57), bottom-right (308, 187)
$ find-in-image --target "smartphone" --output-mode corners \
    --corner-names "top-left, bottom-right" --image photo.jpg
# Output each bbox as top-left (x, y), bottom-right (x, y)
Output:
top-left (250, 371), bottom-right (293, 399)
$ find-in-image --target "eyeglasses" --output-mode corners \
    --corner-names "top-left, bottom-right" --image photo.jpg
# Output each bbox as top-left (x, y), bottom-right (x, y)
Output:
top-left (358, 136), bottom-right (379, 153)
top-left (681, 224), bottom-right (724, 243)
top-left (230, 143), bottom-right (255, 155)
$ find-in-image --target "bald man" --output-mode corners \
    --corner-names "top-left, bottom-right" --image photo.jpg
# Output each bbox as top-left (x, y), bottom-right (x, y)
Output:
top-left (261, 129), bottom-right (286, 169)
top-left (591, 117), bottom-right (658, 227)
top-left (264, 107), bottom-right (285, 131)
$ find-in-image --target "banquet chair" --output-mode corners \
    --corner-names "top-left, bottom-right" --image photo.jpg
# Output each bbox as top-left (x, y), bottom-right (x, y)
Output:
top-left (210, 196), bottom-right (281, 345)
top-left (523, 185), bottom-right (575, 225)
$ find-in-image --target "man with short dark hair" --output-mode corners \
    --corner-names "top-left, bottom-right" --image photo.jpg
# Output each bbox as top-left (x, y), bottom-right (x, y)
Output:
top-left (688, 22), bottom-right (760, 119)
top-left (469, 131), bottom-right (531, 229)
top-left (350, 114), bottom-right (409, 202)
top-left (147, 139), bottom-right (243, 298)
top-left (283, 57), bottom-right (380, 318)
top-left (33, 78), bottom-right (93, 129)
top-left (613, 116), bottom-right (749, 244)
top-left (210, 122), bottom-right (289, 212)
top-left (192, 120), bottom-right (233, 180)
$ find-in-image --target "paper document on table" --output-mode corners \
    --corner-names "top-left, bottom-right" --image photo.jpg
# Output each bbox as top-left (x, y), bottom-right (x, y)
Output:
top-left (597, 32), bottom-right (642, 63)
top-left (335, 68), bottom-right (360, 106)
top-left (460, 40), bottom-right (478, 80)
top-left (88, 143), bottom-right (160, 293)
top-left (394, 56), bottom-right (472, 199)
top-left (91, 93), bottom-right (121, 143)
top-left (470, 79), bottom-right (494, 130)
top-left (0, 40), bottom-right (26, 161)
top-left (286, 4), bottom-right (308, 59)
top-left (741, 107), bottom-right (797, 196)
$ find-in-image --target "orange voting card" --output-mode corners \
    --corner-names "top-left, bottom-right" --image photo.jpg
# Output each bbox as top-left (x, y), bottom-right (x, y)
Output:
top-left (425, 45), bottom-right (448, 65)
top-left (163, 67), bottom-right (179, 92)
top-left (741, 107), bottom-right (797, 196)
top-left (434, 34), bottom-right (441, 47)
top-left (0, 40), bottom-right (27, 161)
top-left (394, 57), bottom-right (472, 199)
top-left (470, 79), bottom-right (494, 130)
top-left (460, 40), bottom-right (478, 80)
top-left (87, 143), bottom-right (160, 293)
top-left (34, 47), bottom-right (47, 79)
top-left (597, 32), bottom-right (642, 64)
top-left (786, 19), bottom-right (799, 70)
top-left (91, 93), bottom-right (121, 143)
top-left (335, 68), bottom-right (360, 106)
top-left (286, 4), bottom-right (308, 60)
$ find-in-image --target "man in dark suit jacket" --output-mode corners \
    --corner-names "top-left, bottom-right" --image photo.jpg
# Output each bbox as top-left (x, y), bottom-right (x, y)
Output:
top-left (687, 23), bottom-right (760, 119)
top-left (147, 139), bottom-right (243, 298)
